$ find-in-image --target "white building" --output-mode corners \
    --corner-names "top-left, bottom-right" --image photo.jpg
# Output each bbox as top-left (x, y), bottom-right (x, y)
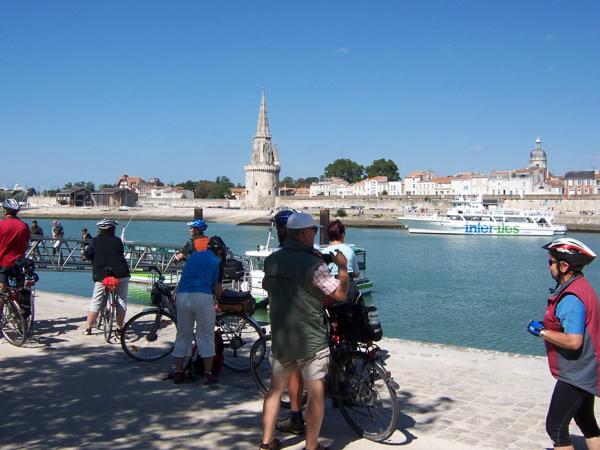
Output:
top-left (386, 181), bottom-right (403, 196)
top-left (147, 188), bottom-right (194, 199)
top-left (309, 178), bottom-right (348, 197)
top-left (349, 176), bottom-right (388, 196)
top-left (403, 171), bottom-right (435, 196)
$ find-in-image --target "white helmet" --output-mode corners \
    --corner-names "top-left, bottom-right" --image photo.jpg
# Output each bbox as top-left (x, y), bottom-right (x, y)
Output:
top-left (2, 198), bottom-right (20, 212)
top-left (97, 218), bottom-right (119, 230)
top-left (543, 238), bottom-right (596, 269)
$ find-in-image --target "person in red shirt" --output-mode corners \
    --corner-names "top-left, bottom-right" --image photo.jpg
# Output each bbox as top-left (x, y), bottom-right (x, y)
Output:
top-left (0, 199), bottom-right (31, 291)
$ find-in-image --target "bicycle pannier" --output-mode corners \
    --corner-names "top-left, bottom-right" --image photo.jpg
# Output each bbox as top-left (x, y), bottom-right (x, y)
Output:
top-left (218, 289), bottom-right (256, 316)
top-left (223, 258), bottom-right (244, 281)
top-left (330, 300), bottom-right (383, 343)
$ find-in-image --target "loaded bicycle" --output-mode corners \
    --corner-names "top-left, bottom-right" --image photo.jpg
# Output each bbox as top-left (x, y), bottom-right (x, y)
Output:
top-left (96, 268), bottom-right (123, 343)
top-left (0, 258), bottom-right (38, 346)
top-left (250, 295), bottom-right (399, 442)
top-left (121, 266), bottom-right (265, 372)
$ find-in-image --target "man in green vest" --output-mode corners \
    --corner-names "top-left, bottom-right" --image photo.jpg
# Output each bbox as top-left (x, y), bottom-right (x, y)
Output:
top-left (259, 212), bottom-right (349, 450)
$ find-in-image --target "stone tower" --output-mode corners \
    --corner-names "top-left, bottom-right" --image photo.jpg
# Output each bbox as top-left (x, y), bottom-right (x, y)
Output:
top-left (244, 93), bottom-right (280, 208)
top-left (529, 137), bottom-right (548, 178)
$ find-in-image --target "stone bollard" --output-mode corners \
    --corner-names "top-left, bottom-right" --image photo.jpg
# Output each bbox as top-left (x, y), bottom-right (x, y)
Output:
top-left (194, 208), bottom-right (203, 220)
top-left (319, 209), bottom-right (330, 246)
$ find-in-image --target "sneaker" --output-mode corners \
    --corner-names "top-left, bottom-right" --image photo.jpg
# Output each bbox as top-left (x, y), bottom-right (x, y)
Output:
top-left (203, 374), bottom-right (219, 385)
top-left (173, 370), bottom-right (184, 384)
top-left (276, 416), bottom-right (305, 435)
top-left (82, 328), bottom-right (92, 336)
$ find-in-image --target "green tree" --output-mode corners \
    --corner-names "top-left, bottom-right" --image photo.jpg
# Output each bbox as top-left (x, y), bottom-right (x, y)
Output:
top-left (177, 180), bottom-right (197, 192)
top-left (281, 176), bottom-right (295, 187)
top-left (324, 159), bottom-right (365, 183)
top-left (99, 183), bottom-right (116, 190)
top-left (62, 181), bottom-right (96, 191)
top-left (365, 158), bottom-right (400, 181)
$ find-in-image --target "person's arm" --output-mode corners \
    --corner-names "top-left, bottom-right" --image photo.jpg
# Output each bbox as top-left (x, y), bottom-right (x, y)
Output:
top-left (83, 241), bottom-right (94, 260)
top-left (212, 258), bottom-right (222, 300)
top-left (313, 250), bottom-right (348, 302)
top-left (540, 330), bottom-right (583, 350)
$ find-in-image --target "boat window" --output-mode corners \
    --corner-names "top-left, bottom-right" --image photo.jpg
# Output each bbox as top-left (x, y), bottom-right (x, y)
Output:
top-left (249, 257), bottom-right (264, 271)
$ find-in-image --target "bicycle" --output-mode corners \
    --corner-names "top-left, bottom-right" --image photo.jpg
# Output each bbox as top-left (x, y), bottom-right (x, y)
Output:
top-left (250, 297), bottom-right (400, 442)
top-left (96, 268), bottom-right (122, 343)
top-left (121, 266), bottom-right (265, 373)
top-left (0, 258), bottom-right (39, 346)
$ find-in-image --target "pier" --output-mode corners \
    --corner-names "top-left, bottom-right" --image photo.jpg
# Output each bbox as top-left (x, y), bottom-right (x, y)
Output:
top-left (26, 237), bottom-right (181, 274)
top-left (1, 291), bottom-right (596, 450)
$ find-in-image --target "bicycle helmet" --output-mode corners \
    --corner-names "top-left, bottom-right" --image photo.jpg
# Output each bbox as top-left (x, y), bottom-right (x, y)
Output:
top-left (2, 198), bottom-right (20, 212)
top-left (207, 235), bottom-right (227, 255)
top-left (271, 209), bottom-right (298, 228)
top-left (97, 218), bottom-right (119, 230)
top-left (543, 238), bottom-right (596, 270)
top-left (186, 219), bottom-right (208, 232)
top-left (53, 220), bottom-right (61, 226)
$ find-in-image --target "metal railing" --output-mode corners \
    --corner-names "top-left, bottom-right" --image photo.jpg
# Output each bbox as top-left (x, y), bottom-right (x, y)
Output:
top-left (26, 237), bottom-right (181, 274)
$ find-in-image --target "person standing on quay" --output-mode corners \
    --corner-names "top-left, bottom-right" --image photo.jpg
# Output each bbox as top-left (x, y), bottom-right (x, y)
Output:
top-left (527, 238), bottom-right (600, 450)
top-left (0, 199), bottom-right (30, 292)
top-left (82, 219), bottom-right (130, 335)
top-left (260, 212), bottom-right (348, 450)
top-left (29, 220), bottom-right (44, 260)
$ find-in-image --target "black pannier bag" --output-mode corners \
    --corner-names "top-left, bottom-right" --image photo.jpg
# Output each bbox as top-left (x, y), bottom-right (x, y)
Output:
top-left (223, 258), bottom-right (244, 281)
top-left (151, 282), bottom-right (172, 306)
top-left (218, 289), bottom-right (256, 316)
top-left (330, 298), bottom-right (383, 342)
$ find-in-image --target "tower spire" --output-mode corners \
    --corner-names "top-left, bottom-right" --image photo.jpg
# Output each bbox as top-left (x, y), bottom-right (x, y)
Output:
top-left (255, 91), bottom-right (271, 138)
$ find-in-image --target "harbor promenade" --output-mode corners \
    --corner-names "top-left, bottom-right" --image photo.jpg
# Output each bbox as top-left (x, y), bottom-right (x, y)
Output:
top-left (0, 292), bottom-right (595, 450)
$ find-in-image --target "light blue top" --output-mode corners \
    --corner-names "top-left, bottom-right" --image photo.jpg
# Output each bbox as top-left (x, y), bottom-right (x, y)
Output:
top-left (322, 243), bottom-right (359, 276)
top-left (177, 250), bottom-right (219, 294)
top-left (556, 294), bottom-right (586, 335)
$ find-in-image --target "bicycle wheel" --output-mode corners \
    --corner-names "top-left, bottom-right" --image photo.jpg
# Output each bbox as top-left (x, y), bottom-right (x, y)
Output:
top-left (218, 312), bottom-right (263, 373)
top-left (335, 352), bottom-right (399, 442)
top-left (18, 290), bottom-right (34, 336)
top-left (1, 300), bottom-right (27, 347)
top-left (121, 309), bottom-right (177, 361)
top-left (249, 335), bottom-right (306, 409)
top-left (103, 293), bottom-right (115, 343)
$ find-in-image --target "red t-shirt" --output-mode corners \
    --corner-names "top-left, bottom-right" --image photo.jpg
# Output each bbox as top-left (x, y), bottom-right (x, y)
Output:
top-left (0, 216), bottom-right (31, 267)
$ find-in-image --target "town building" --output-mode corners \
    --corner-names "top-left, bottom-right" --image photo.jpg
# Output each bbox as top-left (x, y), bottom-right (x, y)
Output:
top-left (117, 175), bottom-right (144, 193)
top-left (244, 93), bottom-right (280, 208)
top-left (564, 171), bottom-right (595, 196)
top-left (309, 178), bottom-right (349, 197)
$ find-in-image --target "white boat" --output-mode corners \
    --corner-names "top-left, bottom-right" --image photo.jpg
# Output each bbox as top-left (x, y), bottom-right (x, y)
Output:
top-left (240, 226), bottom-right (373, 301)
top-left (398, 196), bottom-right (567, 237)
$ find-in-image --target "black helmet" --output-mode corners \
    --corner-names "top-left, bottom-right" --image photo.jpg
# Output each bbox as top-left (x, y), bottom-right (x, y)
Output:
top-left (207, 235), bottom-right (227, 255)
top-left (543, 238), bottom-right (597, 271)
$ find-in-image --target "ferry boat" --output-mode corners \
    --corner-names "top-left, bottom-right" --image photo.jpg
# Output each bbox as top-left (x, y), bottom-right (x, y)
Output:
top-left (239, 226), bottom-right (373, 301)
top-left (398, 196), bottom-right (567, 237)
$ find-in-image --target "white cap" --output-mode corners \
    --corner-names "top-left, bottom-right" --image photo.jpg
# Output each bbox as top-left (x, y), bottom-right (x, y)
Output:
top-left (286, 212), bottom-right (321, 230)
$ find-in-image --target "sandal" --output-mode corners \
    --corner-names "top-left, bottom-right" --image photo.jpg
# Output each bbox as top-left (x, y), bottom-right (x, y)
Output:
top-left (259, 439), bottom-right (282, 450)
top-left (82, 328), bottom-right (92, 335)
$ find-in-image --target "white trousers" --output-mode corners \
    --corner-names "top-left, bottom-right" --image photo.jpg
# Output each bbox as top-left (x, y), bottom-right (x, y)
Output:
top-left (173, 292), bottom-right (216, 358)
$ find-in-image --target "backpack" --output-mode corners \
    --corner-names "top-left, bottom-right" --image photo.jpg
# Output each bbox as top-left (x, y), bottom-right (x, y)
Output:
top-left (193, 330), bottom-right (225, 376)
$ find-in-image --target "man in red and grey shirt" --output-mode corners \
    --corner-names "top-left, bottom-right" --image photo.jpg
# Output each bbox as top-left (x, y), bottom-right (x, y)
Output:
top-left (0, 199), bottom-right (30, 291)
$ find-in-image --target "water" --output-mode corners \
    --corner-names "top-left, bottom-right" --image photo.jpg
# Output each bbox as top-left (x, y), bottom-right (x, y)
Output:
top-left (26, 218), bottom-right (600, 356)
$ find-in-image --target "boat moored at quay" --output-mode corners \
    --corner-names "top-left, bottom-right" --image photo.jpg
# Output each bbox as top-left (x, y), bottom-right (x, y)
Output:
top-left (398, 196), bottom-right (567, 237)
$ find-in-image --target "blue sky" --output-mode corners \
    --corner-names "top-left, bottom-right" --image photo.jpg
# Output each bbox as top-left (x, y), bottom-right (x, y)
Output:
top-left (1, 0), bottom-right (599, 190)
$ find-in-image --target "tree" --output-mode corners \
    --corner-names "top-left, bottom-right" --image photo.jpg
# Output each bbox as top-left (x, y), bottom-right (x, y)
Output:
top-left (99, 183), bottom-right (116, 189)
top-left (281, 176), bottom-right (295, 187)
top-left (324, 159), bottom-right (365, 183)
top-left (177, 180), bottom-right (197, 192)
top-left (62, 181), bottom-right (96, 191)
top-left (365, 158), bottom-right (400, 181)
top-left (26, 187), bottom-right (37, 196)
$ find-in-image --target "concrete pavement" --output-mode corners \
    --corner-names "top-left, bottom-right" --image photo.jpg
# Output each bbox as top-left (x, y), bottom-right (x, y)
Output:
top-left (0, 291), bottom-right (594, 450)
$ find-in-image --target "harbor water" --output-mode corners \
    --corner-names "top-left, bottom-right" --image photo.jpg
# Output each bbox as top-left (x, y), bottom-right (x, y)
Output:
top-left (27, 218), bottom-right (600, 357)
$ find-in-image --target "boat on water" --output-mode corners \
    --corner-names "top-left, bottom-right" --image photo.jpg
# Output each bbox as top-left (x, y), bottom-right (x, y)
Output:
top-left (398, 196), bottom-right (567, 237)
top-left (238, 227), bottom-right (373, 301)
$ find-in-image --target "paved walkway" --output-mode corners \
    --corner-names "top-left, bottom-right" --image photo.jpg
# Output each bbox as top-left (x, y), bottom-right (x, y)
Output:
top-left (0, 292), bottom-right (594, 449)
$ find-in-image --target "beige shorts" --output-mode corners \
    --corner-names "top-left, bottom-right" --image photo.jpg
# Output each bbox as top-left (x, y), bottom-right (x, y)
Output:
top-left (271, 347), bottom-right (330, 382)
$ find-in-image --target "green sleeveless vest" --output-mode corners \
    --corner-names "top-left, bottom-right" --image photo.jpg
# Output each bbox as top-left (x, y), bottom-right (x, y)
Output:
top-left (263, 239), bottom-right (327, 360)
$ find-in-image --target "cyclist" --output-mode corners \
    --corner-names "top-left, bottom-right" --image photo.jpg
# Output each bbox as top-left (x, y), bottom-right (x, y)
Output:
top-left (82, 219), bottom-right (130, 335)
top-left (527, 238), bottom-right (600, 450)
top-left (0, 199), bottom-right (30, 292)
top-left (175, 219), bottom-right (209, 261)
top-left (269, 209), bottom-right (307, 436)
top-left (172, 235), bottom-right (221, 385)
top-left (261, 212), bottom-right (349, 450)
top-left (322, 219), bottom-right (360, 302)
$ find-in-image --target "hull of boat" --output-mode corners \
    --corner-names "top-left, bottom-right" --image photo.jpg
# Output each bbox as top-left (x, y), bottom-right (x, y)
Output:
top-left (398, 217), bottom-right (555, 236)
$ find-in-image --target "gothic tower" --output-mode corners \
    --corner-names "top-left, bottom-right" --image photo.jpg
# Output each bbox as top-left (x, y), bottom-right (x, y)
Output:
top-left (244, 93), bottom-right (280, 208)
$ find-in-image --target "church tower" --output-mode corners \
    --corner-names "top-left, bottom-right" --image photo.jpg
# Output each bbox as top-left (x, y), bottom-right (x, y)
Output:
top-left (529, 137), bottom-right (548, 179)
top-left (244, 93), bottom-right (280, 208)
